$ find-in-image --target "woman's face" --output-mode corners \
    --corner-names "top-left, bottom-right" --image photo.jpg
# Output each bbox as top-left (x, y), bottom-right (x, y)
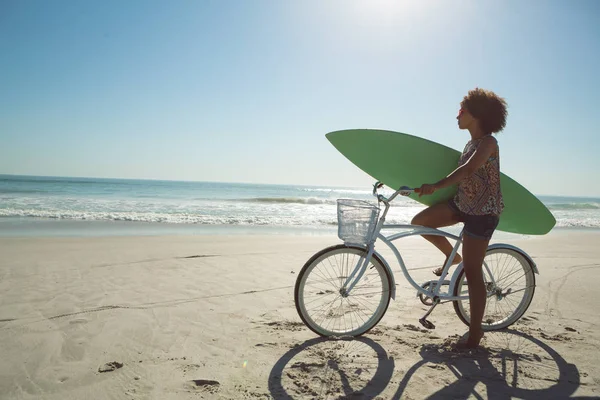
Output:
top-left (457, 107), bottom-right (476, 130)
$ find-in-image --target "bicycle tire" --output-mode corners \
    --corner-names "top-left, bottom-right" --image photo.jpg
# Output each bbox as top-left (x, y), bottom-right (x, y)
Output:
top-left (295, 245), bottom-right (392, 337)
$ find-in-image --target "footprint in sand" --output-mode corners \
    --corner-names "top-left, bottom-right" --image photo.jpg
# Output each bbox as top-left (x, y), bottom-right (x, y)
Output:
top-left (179, 363), bottom-right (204, 373)
top-left (402, 323), bottom-right (430, 334)
top-left (186, 379), bottom-right (220, 394)
top-left (519, 315), bottom-right (539, 324)
top-left (539, 332), bottom-right (572, 342)
top-left (263, 321), bottom-right (305, 332)
top-left (255, 343), bottom-right (278, 348)
top-left (427, 364), bottom-right (446, 370)
top-left (98, 361), bottom-right (123, 373)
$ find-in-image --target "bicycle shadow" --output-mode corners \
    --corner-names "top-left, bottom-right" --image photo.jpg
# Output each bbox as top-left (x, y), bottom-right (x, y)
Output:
top-left (392, 329), bottom-right (581, 399)
top-left (267, 336), bottom-right (395, 399)
top-left (268, 329), bottom-right (585, 399)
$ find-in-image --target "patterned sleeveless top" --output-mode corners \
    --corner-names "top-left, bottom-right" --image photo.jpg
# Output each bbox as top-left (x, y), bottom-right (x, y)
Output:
top-left (454, 136), bottom-right (505, 216)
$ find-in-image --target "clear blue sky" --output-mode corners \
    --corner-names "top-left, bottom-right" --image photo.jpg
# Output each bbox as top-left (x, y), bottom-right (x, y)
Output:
top-left (1, 0), bottom-right (599, 196)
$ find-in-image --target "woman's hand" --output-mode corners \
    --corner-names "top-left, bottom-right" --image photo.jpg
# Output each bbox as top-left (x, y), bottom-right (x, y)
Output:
top-left (415, 183), bottom-right (437, 197)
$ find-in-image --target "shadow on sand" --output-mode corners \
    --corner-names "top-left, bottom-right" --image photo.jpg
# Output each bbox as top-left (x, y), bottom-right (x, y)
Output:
top-left (269, 329), bottom-right (589, 399)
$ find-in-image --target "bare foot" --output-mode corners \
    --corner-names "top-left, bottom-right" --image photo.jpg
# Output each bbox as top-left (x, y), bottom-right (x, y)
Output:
top-left (455, 330), bottom-right (484, 350)
top-left (433, 254), bottom-right (463, 276)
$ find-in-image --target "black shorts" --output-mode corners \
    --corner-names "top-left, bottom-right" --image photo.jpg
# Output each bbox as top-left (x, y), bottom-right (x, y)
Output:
top-left (448, 200), bottom-right (499, 240)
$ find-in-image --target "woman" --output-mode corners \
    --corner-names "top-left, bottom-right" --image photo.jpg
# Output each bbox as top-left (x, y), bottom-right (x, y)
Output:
top-left (413, 87), bottom-right (507, 348)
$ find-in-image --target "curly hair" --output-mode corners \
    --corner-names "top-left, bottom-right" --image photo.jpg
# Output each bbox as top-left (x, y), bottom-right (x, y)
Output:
top-left (460, 88), bottom-right (508, 134)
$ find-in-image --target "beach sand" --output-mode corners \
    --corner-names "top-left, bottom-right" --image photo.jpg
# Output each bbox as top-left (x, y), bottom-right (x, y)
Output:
top-left (1, 230), bottom-right (599, 399)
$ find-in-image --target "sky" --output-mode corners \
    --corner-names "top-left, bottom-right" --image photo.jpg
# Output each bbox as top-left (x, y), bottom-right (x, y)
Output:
top-left (1, 0), bottom-right (599, 197)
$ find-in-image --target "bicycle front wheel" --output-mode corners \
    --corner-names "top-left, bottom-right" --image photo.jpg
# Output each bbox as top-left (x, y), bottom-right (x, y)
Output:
top-left (453, 247), bottom-right (536, 331)
top-left (295, 245), bottom-right (392, 337)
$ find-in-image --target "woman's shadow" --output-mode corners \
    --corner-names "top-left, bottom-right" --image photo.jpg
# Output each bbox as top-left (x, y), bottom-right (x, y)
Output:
top-left (268, 329), bottom-right (586, 399)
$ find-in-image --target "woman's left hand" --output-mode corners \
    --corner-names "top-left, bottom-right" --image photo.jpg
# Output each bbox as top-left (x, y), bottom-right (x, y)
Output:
top-left (416, 184), bottom-right (437, 197)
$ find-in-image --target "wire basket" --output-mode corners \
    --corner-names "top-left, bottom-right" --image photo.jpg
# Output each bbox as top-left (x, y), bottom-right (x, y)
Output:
top-left (337, 199), bottom-right (380, 246)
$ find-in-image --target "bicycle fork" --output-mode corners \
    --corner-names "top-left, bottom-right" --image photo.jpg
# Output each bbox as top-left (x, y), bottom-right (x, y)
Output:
top-left (340, 245), bottom-right (375, 297)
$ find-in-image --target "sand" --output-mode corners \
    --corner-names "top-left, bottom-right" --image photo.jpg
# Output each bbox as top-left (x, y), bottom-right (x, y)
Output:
top-left (1, 230), bottom-right (599, 399)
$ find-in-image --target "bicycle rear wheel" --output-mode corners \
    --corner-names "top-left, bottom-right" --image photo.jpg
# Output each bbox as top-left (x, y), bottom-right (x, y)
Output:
top-left (295, 245), bottom-right (392, 337)
top-left (453, 247), bottom-right (536, 331)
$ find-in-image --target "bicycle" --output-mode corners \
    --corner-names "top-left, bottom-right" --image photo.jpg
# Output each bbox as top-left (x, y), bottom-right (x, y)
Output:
top-left (294, 182), bottom-right (538, 337)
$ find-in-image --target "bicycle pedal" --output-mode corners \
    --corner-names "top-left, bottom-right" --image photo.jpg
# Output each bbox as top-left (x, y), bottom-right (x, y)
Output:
top-left (418, 318), bottom-right (436, 330)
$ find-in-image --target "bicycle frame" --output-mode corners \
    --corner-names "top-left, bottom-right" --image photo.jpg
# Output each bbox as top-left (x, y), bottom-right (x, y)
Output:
top-left (376, 225), bottom-right (495, 301)
top-left (341, 183), bottom-right (497, 302)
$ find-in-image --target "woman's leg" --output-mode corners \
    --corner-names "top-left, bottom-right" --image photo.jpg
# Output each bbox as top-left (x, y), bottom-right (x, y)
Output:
top-left (411, 202), bottom-right (463, 269)
top-left (460, 233), bottom-right (490, 348)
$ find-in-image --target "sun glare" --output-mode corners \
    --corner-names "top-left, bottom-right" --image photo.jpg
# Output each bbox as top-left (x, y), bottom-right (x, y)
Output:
top-left (351, 0), bottom-right (423, 25)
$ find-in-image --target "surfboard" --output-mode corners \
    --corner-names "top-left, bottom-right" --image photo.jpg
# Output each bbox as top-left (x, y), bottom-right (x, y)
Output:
top-left (327, 129), bottom-right (556, 235)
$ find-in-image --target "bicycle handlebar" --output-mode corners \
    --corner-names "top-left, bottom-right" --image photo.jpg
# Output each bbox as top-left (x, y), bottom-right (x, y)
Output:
top-left (372, 181), bottom-right (416, 204)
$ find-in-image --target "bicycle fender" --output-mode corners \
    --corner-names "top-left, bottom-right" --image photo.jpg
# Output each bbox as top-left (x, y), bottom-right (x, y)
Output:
top-left (488, 243), bottom-right (539, 274)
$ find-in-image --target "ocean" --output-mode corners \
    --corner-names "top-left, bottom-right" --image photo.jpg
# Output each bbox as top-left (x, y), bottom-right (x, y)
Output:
top-left (1, 174), bottom-right (599, 237)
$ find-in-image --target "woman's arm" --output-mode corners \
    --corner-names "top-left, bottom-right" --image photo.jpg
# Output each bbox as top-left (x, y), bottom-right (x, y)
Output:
top-left (417, 136), bottom-right (497, 197)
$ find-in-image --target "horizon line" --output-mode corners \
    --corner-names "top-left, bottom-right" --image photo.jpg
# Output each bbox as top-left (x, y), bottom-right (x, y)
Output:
top-left (1, 173), bottom-right (596, 200)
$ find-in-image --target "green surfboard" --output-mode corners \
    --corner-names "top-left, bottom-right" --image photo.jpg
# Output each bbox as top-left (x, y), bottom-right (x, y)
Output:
top-left (327, 129), bottom-right (556, 235)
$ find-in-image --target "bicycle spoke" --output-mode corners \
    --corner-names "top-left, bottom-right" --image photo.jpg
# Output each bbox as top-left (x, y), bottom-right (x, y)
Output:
top-left (503, 286), bottom-right (534, 296)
